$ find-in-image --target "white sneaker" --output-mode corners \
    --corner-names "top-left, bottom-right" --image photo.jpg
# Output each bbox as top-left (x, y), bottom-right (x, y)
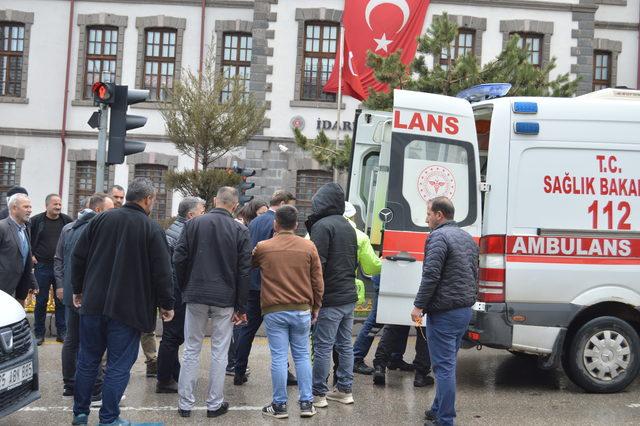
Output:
top-left (326, 389), bottom-right (354, 404)
top-left (91, 393), bottom-right (126, 408)
top-left (313, 395), bottom-right (328, 408)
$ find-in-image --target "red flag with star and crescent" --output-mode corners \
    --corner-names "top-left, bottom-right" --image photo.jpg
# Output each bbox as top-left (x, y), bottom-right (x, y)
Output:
top-left (323, 0), bottom-right (430, 101)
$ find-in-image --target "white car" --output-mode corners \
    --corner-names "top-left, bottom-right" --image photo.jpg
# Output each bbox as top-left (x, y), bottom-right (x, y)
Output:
top-left (0, 291), bottom-right (40, 418)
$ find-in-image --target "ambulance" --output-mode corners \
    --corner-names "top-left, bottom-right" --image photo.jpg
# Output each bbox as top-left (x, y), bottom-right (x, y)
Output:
top-left (348, 87), bottom-right (640, 393)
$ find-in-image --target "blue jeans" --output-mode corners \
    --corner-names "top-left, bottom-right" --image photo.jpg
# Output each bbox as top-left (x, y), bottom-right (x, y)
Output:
top-left (34, 263), bottom-right (65, 338)
top-left (353, 275), bottom-right (381, 361)
top-left (264, 310), bottom-right (312, 404)
top-left (312, 303), bottom-right (355, 396)
top-left (426, 307), bottom-right (472, 426)
top-left (74, 315), bottom-right (140, 424)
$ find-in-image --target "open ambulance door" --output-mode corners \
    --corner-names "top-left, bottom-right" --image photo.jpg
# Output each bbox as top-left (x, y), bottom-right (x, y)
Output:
top-left (376, 90), bottom-right (482, 326)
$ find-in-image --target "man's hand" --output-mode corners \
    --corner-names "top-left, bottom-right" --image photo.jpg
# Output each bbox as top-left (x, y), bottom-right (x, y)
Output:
top-left (160, 308), bottom-right (174, 322)
top-left (73, 293), bottom-right (82, 308)
top-left (56, 288), bottom-right (63, 301)
top-left (411, 306), bottom-right (424, 325)
top-left (311, 309), bottom-right (319, 325)
top-left (232, 312), bottom-right (247, 326)
top-left (30, 288), bottom-right (39, 296)
top-left (32, 256), bottom-right (37, 265)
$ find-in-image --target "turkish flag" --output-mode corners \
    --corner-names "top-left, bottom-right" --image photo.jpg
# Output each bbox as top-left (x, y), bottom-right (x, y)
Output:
top-left (323, 0), bottom-right (430, 101)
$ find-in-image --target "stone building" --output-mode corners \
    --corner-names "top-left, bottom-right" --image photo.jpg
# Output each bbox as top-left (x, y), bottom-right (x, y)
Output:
top-left (0, 0), bottom-right (638, 222)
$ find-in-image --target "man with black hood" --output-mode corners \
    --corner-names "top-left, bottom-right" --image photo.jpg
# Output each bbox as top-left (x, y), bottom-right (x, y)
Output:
top-left (0, 185), bottom-right (28, 220)
top-left (306, 183), bottom-right (358, 408)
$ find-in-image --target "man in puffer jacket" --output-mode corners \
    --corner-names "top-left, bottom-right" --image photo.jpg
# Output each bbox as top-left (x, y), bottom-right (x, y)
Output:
top-left (411, 196), bottom-right (478, 426)
top-left (306, 183), bottom-right (358, 408)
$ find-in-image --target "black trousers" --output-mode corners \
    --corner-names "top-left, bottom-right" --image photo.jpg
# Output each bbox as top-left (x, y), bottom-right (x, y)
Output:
top-left (234, 290), bottom-right (263, 376)
top-left (61, 306), bottom-right (103, 393)
top-left (373, 325), bottom-right (431, 374)
top-left (156, 287), bottom-right (185, 383)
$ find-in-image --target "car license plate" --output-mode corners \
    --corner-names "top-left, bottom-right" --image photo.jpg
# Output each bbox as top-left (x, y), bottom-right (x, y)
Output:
top-left (472, 302), bottom-right (486, 312)
top-left (0, 361), bottom-right (33, 392)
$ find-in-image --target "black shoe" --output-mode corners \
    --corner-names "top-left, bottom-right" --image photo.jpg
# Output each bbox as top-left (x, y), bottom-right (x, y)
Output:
top-left (56, 334), bottom-right (65, 343)
top-left (354, 359), bottom-right (375, 375)
top-left (425, 409), bottom-right (436, 421)
top-left (424, 420), bottom-right (441, 426)
top-left (35, 335), bottom-right (44, 346)
top-left (300, 401), bottom-right (317, 418)
top-left (287, 370), bottom-right (297, 386)
top-left (178, 408), bottom-right (191, 418)
top-left (414, 372), bottom-right (435, 387)
top-left (207, 401), bottom-right (229, 418)
top-left (388, 359), bottom-right (415, 371)
top-left (146, 359), bottom-right (158, 377)
top-left (155, 379), bottom-right (178, 393)
top-left (373, 365), bottom-right (386, 386)
top-left (233, 373), bottom-right (248, 386)
top-left (63, 386), bottom-right (74, 397)
top-left (262, 402), bottom-right (288, 419)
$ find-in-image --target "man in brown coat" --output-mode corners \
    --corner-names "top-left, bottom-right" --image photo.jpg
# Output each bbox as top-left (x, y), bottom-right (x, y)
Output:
top-left (252, 205), bottom-right (324, 419)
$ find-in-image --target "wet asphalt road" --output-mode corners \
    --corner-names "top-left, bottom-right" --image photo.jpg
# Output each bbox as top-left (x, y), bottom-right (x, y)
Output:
top-left (2, 335), bottom-right (639, 425)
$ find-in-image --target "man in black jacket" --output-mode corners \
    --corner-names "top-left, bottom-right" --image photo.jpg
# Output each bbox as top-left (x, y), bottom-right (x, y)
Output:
top-left (307, 183), bottom-right (358, 408)
top-left (174, 186), bottom-right (251, 419)
top-left (411, 197), bottom-right (478, 426)
top-left (70, 178), bottom-right (174, 426)
top-left (30, 193), bottom-right (73, 345)
top-left (155, 196), bottom-right (205, 394)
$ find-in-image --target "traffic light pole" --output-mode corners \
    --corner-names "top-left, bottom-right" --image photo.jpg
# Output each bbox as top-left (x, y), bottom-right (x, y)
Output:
top-left (95, 103), bottom-right (109, 192)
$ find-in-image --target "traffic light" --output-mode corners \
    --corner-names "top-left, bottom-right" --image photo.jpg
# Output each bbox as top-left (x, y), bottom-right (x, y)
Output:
top-left (91, 81), bottom-right (115, 104)
top-left (233, 166), bottom-right (256, 205)
top-left (107, 85), bottom-right (149, 165)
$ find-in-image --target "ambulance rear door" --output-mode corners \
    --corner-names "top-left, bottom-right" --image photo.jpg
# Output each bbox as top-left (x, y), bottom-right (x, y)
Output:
top-left (377, 90), bottom-right (482, 326)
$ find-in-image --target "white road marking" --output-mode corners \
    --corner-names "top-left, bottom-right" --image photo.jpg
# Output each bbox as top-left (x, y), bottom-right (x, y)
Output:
top-left (20, 405), bottom-right (263, 412)
top-left (627, 403), bottom-right (640, 408)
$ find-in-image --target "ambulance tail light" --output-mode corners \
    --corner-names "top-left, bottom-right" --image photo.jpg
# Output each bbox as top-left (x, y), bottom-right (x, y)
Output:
top-left (478, 235), bottom-right (506, 303)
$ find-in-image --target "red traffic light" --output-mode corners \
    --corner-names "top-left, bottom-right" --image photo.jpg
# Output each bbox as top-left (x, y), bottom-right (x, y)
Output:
top-left (92, 82), bottom-right (114, 103)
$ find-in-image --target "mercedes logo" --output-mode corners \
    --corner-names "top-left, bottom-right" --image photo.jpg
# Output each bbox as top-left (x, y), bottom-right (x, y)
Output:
top-left (379, 208), bottom-right (393, 223)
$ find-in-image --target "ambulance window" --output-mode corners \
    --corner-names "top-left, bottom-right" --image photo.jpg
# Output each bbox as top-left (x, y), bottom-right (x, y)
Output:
top-left (359, 152), bottom-right (379, 206)
top-left (402, 140), bottom-right (471, 227)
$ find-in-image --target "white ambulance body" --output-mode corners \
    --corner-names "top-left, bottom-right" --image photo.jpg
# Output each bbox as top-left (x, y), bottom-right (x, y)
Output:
top-left (348, 88), bottom-right (640, 393)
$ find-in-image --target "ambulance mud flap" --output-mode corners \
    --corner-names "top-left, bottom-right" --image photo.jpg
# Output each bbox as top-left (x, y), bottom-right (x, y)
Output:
top-left (538, 329), bottom-right (566, 370)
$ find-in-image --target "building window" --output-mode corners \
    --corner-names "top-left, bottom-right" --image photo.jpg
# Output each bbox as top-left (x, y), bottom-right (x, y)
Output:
top-left (302, 22), bottom-right (338, 102)
top-left (84, 26), bottom-right (118, 99)
top-left (143, 28), bottom-right (176, 101)
top-left (0, 156), bottom-right (16, 210)
top-left (440, 29), bottom-right (475, 70)
top-left (513, 33), bottom-right (542, 67)
top-left (134, 164), bottom-right (168, 221)
top-left (72, 161), bottom-right (109, 217)
top-left (593, 51), bottom-right (611, 91)
top-left (0, 22), bottom-right (24, 97)
top-left (295, 170), bottom-right (332, 234)
top-left (221, 32), bottom-right (252, 101)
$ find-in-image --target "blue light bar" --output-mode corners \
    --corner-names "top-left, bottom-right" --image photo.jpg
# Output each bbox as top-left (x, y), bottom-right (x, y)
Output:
top-left (456, 83), bottom-right (512, 103)
top-left (514, 122), bottom-right (540, 135)
top-left (513, 102), bottom-right (538, 114)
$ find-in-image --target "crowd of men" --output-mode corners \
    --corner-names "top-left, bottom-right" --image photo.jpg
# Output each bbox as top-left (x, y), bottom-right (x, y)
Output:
top-left (0, 179), bottom-right (478, 426)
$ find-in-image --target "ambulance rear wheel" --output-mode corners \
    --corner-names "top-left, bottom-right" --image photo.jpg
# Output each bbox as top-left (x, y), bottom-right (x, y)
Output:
top-left (566, 316), bottom-right (640, 393)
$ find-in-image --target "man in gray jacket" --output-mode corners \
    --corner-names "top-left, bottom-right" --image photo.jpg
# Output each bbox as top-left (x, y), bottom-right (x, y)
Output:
top-left (174, 187), bottom-right (251, 419)
top-left (54, 193), bottom-right (114, 398)
top-left (0, 193), bottom-right (37, 303)
top-left (411, 196), bottom-right (478, 426)
top-left (156, 196), bottom-right (205, 394)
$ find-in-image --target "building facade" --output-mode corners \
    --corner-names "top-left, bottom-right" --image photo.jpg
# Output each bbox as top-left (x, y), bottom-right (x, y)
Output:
top-left (1, 0), bottom-right (638, 220)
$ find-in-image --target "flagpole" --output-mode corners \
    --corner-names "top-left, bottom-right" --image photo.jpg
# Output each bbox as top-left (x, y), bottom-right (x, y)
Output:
top-left (335, 25), bottom-right (345, 183)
